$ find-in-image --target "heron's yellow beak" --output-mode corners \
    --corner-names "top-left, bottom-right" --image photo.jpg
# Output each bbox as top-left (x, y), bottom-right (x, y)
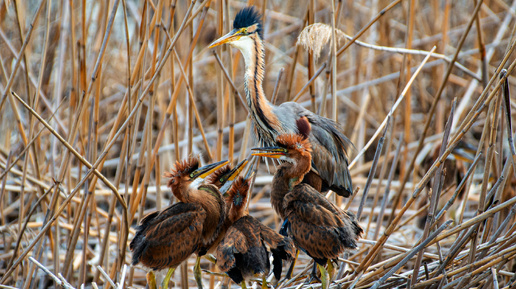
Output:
top-left (191, 160), bottom-right (230, 179)
top-left (251, 146), bottom-right (286, 159)
top-left (209, 29), bottom-right (241, 48)
top-left (219, 159), bottom-right (249, 185)
top-left (220, 159), bottom-right (250, 196)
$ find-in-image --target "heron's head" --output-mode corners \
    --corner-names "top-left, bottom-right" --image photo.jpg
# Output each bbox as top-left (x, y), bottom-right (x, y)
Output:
top-left (207, 159), bottom-right (249, 194)
top-left (227, 176), bottom-right (250, 208)
top-left (251, 117), bottom-right (312, 165)
top-left (209, 6), bottom-right (263, 51)
top-left (226, 176), bottom-right (251, 221)
top-left (165, 158), bottom-right (229, 196)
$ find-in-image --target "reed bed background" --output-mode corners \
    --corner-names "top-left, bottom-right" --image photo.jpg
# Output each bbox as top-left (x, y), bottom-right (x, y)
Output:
top-left (1, 0), bottom-right (516, 288)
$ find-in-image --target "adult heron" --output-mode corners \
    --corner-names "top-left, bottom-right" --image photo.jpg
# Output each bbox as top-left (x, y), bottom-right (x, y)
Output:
top-left (209, 6), bottom-right (354, 197)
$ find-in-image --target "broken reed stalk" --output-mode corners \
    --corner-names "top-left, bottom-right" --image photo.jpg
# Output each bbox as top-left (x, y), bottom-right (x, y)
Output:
top-left (356, 117), bottom-right (390, 219)
top-left (411, 99), bottom-right (456, 285)
top-left (387, 0), bottom-right (485, 225)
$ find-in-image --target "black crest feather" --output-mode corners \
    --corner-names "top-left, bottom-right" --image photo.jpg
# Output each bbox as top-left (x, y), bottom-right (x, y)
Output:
top-left (233, 6), bottom-right (263, 39)
top-left (296, 117), bottom-right (311, 140)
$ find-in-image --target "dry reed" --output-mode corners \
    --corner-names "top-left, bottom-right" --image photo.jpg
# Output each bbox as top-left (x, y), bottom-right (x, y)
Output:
top-left (1, 0), bottom-right (516, 288)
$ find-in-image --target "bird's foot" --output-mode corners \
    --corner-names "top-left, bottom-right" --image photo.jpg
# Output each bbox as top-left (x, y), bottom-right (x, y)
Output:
top-left (305, 265), bottom-right (321, 284)
top-left (202, 269), bottom-right (226, 277)
top-left (146, 271), bottom-right (157, 289)
top-left (261, 275), bottom-right (268, 289)
top-left (204, 254), bottom-right (217, 264)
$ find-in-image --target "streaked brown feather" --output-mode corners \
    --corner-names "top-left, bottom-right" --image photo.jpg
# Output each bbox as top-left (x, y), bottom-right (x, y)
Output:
top-left (264, 126), bottom-right (362, 265)
top-left (217, 176), bottom-right (294, 283)
top-left (226, 177), bottom-right (250, 222)
top-left (284, 184), bottom-right (362, 263)
top-left (216, 216), bottom-right (294, 283)
top-left (131, 157), bottom-right (227, 270)
top-left (130, 203), bottom-right (205, 270)
top-left (194, 185), bottom-right (227, 254)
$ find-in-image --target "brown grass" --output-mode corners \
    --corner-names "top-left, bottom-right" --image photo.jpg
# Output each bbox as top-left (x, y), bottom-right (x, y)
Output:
top-left (1, 0), bottom-right (516, 288)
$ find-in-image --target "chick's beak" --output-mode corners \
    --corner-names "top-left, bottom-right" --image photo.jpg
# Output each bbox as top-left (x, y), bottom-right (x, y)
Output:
top-left (251, 146), bottom-right (285, 159)
top-left (220, 159), bottom-right (249, 185)
top-left (209, 29), bottom-right (240, 48)
top-left (191, 160), bottom-right (230, 179)
top-left (219, 159), bottom-right (249, 195)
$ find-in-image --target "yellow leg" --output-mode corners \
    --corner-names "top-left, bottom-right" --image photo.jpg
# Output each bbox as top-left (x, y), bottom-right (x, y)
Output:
top-left (194, 256), bottom-right (204, 289)
top-left (161, 267), bottom-right (176, 289)
top-left (147, 271), bottom-right (157, 289)
top-left (262, 275), bottom-right (268, 289)
top-left (240, 281), bottom-right (247, 289)
top-left (285, 249), bottom-right (300, 279)
top-left (327, 260), bottom-right (335, 282)
top-left (318, 263), bottom-right (329, 289)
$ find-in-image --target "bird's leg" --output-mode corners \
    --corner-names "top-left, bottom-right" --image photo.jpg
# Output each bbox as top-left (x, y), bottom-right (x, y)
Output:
top-left (284, 249), bottom-right (299, 279)
top-left (305, 263), bottom-right (321, 284)
top-left (318, 263), bottom-right (330, 289)
top-left (161, 267), bottom-right (175, 289)
top-left (327, 260), bottom-right (335, 281)
top-left (194, 256), bottom-right (204, 289)
top-left (147, 271), bottom-right (157, 289)
top-left (240, 281), bottom-right (247, 289)
top-left (261, 274), bottom-right (268, 289)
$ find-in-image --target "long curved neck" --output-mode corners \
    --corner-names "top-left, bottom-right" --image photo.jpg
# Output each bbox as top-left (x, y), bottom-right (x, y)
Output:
top-left (271, 156), bottom-right (311, 218)
top-left (238, 34), bottom-right (279, 141)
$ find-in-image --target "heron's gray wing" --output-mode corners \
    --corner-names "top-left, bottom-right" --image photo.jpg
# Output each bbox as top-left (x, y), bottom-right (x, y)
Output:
top-left (275, 102), bottom-right (355, 197)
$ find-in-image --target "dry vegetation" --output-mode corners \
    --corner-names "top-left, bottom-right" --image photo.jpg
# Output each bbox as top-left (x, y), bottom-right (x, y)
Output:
top-left (1, 0), bottom-right (516, 288)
